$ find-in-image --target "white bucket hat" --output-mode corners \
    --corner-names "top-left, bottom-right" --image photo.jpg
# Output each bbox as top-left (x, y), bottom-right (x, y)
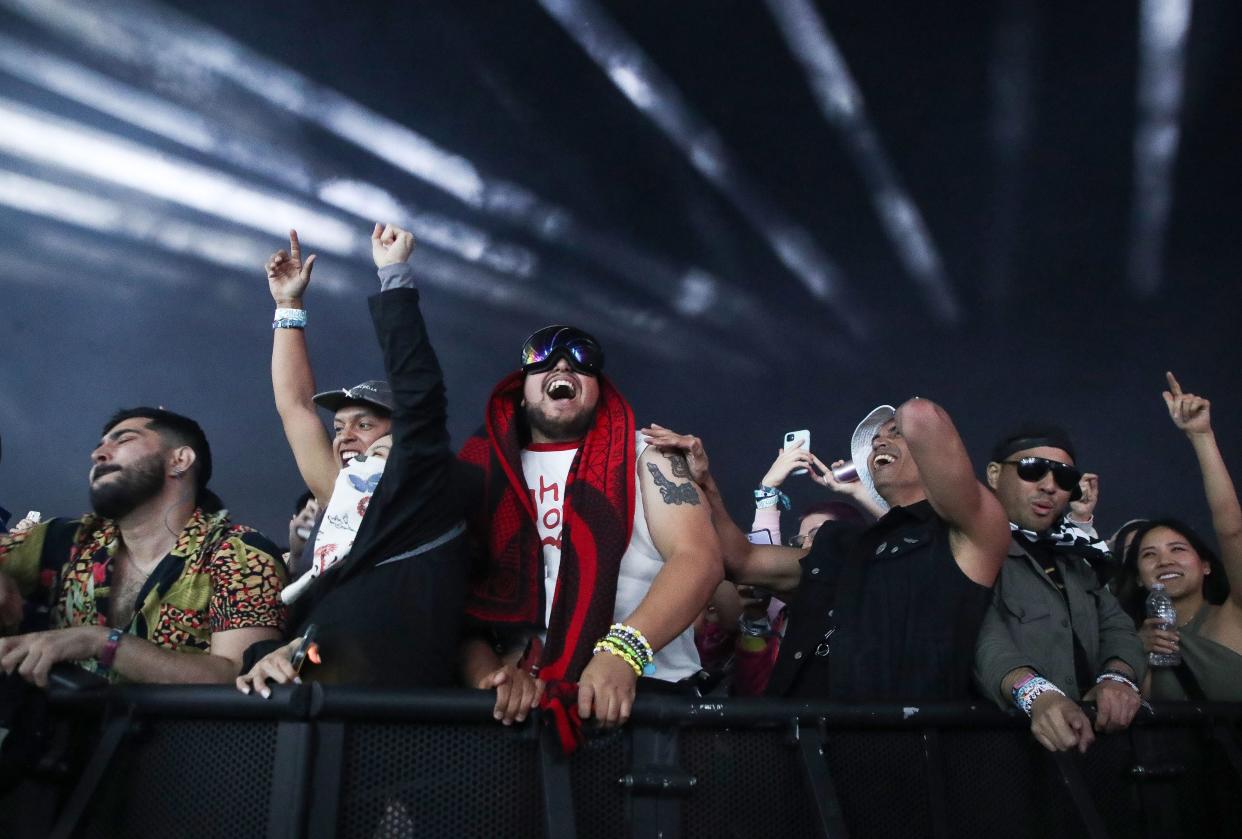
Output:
top-left (849, 405), bottom-right (896, 513)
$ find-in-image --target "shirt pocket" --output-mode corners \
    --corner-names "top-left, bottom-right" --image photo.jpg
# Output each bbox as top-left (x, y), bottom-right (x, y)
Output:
top-left (1000, 585), bottom-right (1052, 623)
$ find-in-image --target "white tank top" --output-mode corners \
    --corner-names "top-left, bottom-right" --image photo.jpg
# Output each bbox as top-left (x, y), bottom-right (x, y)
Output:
top-left (520, 433), bottom-right (701, 682)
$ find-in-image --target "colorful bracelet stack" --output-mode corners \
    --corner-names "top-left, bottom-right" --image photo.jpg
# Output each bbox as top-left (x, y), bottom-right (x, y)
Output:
top-left (273, 307), bottom-right (308, 330)
top-left (1095, 670), bottom-right (1140, 693)
top-left (1011, 673), bottom-right (1065, 716)
top-left (592, 622), bottom-right (656, 677)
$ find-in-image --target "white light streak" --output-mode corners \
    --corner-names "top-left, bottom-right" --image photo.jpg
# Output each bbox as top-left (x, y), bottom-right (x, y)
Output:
top-left (0, 98), bottom-right (361, 255)
top-left (0, 168), bottom-right (303, 281)
top-left (765, 0), bottom-right (960, 324)
top-left (983, 0), bottom-right (1038, 304)
top-left (538, 0), bottom-right (861, 335)
top-left (2, 0), bottom-right (762, 331)
top-left (1129, 0), bottom-right (1191, 297)
top-left (1, 0), bottom-right (485, 205)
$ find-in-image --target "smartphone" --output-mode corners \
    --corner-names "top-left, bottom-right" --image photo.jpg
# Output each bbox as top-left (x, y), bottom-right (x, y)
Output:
top-left (747, 528), bottom-right (775, 545)
top-left (784, 429), bottom-right (811, 476)
top-left (290, 624), bottom-right (318, 674)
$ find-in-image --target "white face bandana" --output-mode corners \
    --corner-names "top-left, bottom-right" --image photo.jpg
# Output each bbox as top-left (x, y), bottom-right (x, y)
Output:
top-left (281, 452), bottom-right (387, 604)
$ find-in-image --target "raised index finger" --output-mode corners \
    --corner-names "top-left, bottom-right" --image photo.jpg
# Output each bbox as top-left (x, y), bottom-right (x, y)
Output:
top-left (289, 229), bottom-right (301, 261)
top-left (1165, 371), bottom-right (1183, 397)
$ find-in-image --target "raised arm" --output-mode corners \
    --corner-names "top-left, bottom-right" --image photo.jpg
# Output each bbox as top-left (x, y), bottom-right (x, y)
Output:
top-left (266, 230), bottom-right (338, 505)
top-left (1164, 372), bottom-right (1242, 608)
top-left (641, 426), bottom-right (804, 594)
top-left (896, 398), bottom-right (1010, 585)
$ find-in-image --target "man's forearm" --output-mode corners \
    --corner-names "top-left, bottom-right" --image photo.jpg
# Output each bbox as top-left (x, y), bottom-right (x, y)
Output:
top-left (622, 546), bottom-right (722, 653)
top-left (701, 477), bottom-right (758, 578)
top-left (271, 305), bottom-right (317, 417)
top-left (113, 635), bottom-right (245, 684)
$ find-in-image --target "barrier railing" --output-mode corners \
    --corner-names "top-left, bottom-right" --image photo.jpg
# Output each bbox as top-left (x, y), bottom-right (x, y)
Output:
top-left (2, 684), bottom-right (1240, 839)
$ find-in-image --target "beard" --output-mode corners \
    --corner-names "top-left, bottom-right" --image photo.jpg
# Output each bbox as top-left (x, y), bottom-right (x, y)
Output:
top-left (525, 401), bottom-right (596, 442)
top-left (90, 452), bottom-right (166, 519)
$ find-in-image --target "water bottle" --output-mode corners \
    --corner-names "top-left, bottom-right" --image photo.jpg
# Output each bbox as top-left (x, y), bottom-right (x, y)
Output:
top-left (1146, 583), bottom-right (1181, 667)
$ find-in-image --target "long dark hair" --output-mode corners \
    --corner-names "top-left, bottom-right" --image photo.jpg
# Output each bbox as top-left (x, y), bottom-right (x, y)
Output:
top-left (1115, 518), bottom-right (1229, 623)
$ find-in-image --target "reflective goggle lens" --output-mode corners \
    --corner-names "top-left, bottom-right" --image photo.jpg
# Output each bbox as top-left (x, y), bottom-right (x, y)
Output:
top-left (520, 325), bottom-right (604, 374)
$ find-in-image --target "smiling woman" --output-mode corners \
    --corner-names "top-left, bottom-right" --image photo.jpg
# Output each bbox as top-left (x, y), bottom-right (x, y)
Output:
top-left (1114, 374), bottom-right (1242, 701)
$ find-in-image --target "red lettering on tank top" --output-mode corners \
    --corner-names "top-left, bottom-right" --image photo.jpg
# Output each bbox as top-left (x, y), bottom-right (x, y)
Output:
top-left (539, 475), bottom-right (560, 504)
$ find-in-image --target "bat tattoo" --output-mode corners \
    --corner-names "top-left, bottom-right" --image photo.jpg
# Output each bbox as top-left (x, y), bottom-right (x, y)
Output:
top-left (647, 463), bottom-right (701, 505)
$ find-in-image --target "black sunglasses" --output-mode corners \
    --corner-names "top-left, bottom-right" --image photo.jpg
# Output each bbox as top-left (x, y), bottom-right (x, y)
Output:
top-left (1002, 457), bottom-right (1082, 493)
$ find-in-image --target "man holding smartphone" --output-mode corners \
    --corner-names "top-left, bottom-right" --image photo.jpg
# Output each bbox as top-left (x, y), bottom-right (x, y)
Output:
top-left (643, 398), bottom-right (1011, 701)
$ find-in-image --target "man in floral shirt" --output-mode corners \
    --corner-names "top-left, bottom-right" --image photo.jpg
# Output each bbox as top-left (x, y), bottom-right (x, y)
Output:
top-left (0, 408), bottom-right (285, 685)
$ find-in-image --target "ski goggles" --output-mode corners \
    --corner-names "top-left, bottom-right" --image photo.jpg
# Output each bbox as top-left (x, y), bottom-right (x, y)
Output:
top-left (1002, 456), bottom-right (1082, 494)
top-left (520, 325), bottom-right (604, 374)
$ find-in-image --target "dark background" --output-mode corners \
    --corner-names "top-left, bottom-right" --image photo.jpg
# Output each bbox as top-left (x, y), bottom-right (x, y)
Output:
top-left (0, 0), bottom-right (1238, 546)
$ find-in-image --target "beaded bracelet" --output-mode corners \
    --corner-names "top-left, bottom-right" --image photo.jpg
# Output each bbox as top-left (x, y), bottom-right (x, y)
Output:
top-left (604, 634), bottom-right (645, 666)
top-left (610, 623), bottom-right (654, 659)
top-left (601, 623), bottom-right (656, 676)
top-left (593, 638), bottom-right (643, 677)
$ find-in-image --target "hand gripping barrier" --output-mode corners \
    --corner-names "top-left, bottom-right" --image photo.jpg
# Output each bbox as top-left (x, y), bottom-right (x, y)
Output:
top-left (1, 684), bottom-right (1240, 839)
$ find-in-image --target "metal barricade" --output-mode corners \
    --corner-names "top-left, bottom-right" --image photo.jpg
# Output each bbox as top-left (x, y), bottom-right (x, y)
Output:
top-left (1, 685), bottom-right (1239, 839)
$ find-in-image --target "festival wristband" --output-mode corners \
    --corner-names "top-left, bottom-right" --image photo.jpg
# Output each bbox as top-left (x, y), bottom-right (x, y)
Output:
top-left (1012, 675), bottom-right (1066, 716)
top-left (98, 627), bottom-right (124, 673)
top-left (273, 307), bottom-right (308, 330)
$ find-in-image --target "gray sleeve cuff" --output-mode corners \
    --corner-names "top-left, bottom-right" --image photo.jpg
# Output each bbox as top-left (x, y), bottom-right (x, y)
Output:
top-left (378, 262), bottom-right (417, 291)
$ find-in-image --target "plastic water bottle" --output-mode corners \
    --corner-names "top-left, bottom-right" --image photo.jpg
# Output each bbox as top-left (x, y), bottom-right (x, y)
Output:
top-left (1146, 583), bottom-right (1181, 667)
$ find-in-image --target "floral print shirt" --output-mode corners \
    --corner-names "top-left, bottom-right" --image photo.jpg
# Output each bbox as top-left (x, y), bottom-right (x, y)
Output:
top-left (0, 509), bottom-right (286, 676)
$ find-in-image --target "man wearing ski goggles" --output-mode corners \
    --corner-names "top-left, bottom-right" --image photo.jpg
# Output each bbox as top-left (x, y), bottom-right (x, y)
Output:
top-left (976, 426), bottom-right (1144, 757)
top-left (458, 322), bottom-right (720, 745)
top-left (516, 325), bottom-right (606, 443)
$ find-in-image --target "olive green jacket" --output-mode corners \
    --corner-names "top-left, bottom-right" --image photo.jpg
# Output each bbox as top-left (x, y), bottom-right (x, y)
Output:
top-left (974, 536), bottom-right (1146, 706)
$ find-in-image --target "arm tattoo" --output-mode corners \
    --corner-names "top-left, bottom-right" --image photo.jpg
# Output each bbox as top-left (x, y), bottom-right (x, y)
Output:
top-left (663, 450), bottom-right (691, 478)
top-left (646, 462), bottom-right (701, 506)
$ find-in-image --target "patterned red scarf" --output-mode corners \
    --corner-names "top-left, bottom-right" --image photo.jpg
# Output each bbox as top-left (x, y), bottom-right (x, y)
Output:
top-left (459, 370), bottom-right (636, 687)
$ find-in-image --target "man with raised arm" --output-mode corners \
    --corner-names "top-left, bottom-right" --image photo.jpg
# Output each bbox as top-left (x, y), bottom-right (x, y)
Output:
top-left (0, 409), bottom-right (285, 685)
top-left (974, 425), bottom-right (1144, 753)
top-left (237, 224), bottom-right (469, 693)
top-left (266, 230), bottom-right (393, 509)
top-left (457, 327), bottom-right (722, 745)
top-left (642, 398), bottom-right (1010, 701)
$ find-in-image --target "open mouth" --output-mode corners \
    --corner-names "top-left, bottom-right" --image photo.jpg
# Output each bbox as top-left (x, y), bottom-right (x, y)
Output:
top-left (340, 450), bottom-right (361, 466)
top-left (1157, 571), bottom-right (1183, 582)
top-left (546, 378), bottom-right (577, 400)
top-left (872, 452), bottom-right (895, 468)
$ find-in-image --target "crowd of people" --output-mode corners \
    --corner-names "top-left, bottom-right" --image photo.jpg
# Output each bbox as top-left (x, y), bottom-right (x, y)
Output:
top-left (1, 223), bottom-right (1239, 756)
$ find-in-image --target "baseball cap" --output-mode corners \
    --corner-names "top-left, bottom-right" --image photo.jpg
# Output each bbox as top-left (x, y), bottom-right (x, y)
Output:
top-left (312, 380), bottom-right (394, 414)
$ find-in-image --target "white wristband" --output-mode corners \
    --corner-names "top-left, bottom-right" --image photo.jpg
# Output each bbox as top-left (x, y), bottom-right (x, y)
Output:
top-left (273, 308), bottom-right (308, 329)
